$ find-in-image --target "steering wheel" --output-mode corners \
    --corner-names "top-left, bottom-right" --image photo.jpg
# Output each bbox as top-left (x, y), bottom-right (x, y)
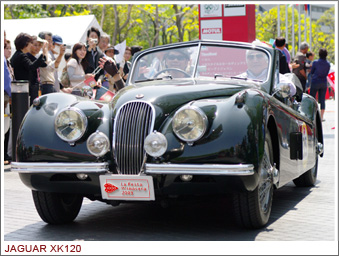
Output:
top-left (153, 68), bottom-right (191, 78)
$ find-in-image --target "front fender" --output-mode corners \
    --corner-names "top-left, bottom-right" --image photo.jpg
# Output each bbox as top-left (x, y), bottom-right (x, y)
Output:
top-left (156, 89), bottom-right (268, 171)
top-left (16, 93), bottom-right (112, 162)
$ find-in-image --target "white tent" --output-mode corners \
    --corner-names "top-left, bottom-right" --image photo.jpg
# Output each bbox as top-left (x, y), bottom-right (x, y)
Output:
top-left (4, 15), bottom-right (102, 47)
top-left (4, 15), bottom-right (103, 77)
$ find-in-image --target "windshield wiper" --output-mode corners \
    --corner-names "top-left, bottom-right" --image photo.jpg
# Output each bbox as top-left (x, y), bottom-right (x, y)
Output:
top-left (135, 77), bottom-right (165, 83)
top-left (230, 76), bottom-right (263, 82)
top-left (230, 76), bottom-right (247, 80)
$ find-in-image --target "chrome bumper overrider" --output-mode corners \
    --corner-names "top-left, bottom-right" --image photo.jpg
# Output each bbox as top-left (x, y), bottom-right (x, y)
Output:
top-left (144, 163), bottom-right (254, 176)
top-left (11, 162), bottom-right (109, 173)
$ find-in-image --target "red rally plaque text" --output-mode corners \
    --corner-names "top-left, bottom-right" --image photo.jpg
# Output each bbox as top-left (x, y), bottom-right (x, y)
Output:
top-left (99, 175), bottom-right (155, 201)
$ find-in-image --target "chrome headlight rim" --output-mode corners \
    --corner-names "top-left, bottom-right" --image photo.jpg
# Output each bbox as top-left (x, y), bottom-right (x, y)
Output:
top-left (54, 106), bottom-right (88, 143)
top-left (87, 131), bottom-right (110, 157)
top-left (144, 131), bottom-right (168, 157)
top-left (172, 105), bottom-right (208, 143)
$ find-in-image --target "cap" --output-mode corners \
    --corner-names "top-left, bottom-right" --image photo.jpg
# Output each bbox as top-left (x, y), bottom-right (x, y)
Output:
top-left (37, 36), bottom-right (47, 43)
top-left (52, 35), bottom-right (63, 44)
top-left (105, 44), bottom-right (119, 54)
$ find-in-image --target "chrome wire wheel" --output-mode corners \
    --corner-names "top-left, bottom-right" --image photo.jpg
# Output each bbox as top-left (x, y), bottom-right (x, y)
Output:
top-left (259, 142), bottom-right (273, 214)
top-left (233, 131), bottom-right (274, 229)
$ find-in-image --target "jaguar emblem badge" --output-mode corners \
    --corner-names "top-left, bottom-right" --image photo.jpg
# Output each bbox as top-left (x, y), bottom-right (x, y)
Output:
top-left (136, 94), bottom-right (144, 99)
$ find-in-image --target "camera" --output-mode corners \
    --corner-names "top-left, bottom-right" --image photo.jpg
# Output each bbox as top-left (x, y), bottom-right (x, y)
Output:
top-left (91, 38), bottom-right (98, 44)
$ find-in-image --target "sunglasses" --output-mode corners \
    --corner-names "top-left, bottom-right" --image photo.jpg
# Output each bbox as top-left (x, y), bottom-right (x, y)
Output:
top-left (167, 55), bottom-right (186, 61)
top-left (247, 54), bottom-right (265, 60)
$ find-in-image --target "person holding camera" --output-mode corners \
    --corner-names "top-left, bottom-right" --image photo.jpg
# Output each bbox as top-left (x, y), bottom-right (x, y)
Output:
top-left (85, 27), bottom-right (105, 87)
top-left (39, 35), bottom-right (66, 95)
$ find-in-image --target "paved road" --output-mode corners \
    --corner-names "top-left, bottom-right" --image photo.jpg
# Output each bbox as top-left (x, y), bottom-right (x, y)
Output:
top-left (2, 99), bottom-right (337, 250)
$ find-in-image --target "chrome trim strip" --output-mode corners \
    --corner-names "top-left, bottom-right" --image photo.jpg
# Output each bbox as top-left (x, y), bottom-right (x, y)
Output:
top-left (11, 162), bottom-right (109, 173)
top-left (145, 163), bottom-right (254, 176)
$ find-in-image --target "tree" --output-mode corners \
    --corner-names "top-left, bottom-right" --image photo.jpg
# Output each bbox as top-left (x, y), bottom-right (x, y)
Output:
top-left (312, 7), bottom-right (335, 64)
top-left (4, 4), bottom-right (91, 18)
top-left (256, 5), bottom-right (335, 64)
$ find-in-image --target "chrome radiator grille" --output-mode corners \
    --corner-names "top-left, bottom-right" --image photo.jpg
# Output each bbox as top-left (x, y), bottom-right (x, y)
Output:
top-left (113, 101), bottom-right (154, 175)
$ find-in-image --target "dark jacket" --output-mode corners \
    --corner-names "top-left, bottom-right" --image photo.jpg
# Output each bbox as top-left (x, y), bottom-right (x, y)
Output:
top-left (10, 50), bottom-right (46, 81)
top-left (84, 46), bottom-right (105, 82)
top-left (311, 58), bottom-right (330, 85)
top-left (10, 51), bottom-right (47, 105)
top-left (26, 53), bottom-right (47, 87)
top-left (278, 50), bottom-right (290, 74)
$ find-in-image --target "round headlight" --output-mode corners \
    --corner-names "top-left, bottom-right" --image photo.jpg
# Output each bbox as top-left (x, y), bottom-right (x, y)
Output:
top-left (55, 107), bottom-right (87, 142)
top-left (144, 132), bottom-right (168, 157)
top-left (172, 106), bottom-right (208, 142)
top-left (87, 131), bottom-right (110, 157)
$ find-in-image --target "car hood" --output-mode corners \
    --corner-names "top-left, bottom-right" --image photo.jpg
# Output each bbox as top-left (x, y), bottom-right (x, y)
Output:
top-left (113, 78), bottom-right (257, 108)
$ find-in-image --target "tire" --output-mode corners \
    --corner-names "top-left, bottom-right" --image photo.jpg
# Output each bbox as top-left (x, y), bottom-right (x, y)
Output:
top-left (32, 190), bottom-right (83, 224)
top-left (293, 154), bottom-right (318, 187)
top-left (233, 132), bottom-right (274, 229)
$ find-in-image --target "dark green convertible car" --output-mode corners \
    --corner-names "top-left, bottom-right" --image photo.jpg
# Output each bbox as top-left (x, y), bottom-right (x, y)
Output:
top-left (12, 40), bottom-right (323, 229)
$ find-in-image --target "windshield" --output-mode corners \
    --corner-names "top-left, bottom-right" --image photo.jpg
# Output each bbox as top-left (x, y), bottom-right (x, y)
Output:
top-left (130, 44), bottom-right (270, 84)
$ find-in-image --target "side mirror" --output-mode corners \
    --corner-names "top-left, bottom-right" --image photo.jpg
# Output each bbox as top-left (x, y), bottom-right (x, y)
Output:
top-left (274, 83), bottom-right (291, 98)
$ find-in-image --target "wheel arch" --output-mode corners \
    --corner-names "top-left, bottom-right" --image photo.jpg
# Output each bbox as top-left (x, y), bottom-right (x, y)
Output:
top-left (267, 115), bottom-right (280, 178)
top-left (315, 110), bottom-right (324, 157)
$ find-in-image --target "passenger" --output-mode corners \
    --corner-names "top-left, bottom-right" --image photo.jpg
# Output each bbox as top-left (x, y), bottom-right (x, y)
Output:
top-left (241, 50), bottom-right (269, 81)
top-left (239, 40), bottom-right (296, 97)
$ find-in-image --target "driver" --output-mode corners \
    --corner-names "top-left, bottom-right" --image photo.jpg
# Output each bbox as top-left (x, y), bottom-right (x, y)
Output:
top-left (162, 49), bottom-right (190, 78)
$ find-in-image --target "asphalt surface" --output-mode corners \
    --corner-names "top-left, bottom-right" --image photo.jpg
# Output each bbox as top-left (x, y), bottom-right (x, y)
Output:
top-left (1, 99), bottom-right (338, 254)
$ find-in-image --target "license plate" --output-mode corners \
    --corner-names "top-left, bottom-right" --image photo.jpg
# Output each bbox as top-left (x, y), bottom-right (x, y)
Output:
top-left (99, 174), bottom-right (155, 201)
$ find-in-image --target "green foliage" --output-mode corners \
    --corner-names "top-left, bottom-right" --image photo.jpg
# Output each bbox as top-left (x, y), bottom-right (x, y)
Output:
top-left (4, 4), bottom-right (49, 19)
top-left (4, 3), bottom-right (334, 64)
top-left (313, 7), bottom-right (335, 63)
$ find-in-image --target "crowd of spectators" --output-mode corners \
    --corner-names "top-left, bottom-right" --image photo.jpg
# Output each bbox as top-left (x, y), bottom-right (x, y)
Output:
top-left (273, 37), bottom-right (331, 121)
top-left (3, 26), bottom-right (139, 164)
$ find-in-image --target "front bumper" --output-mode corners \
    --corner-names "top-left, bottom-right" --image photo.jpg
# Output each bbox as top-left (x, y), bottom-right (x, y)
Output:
top-left (11, 162), bottom-right (254, 176)
top-left (144, 163), bottom-right (254, 176)
top-left (12, 162), bottom-right (256, 195)
top-left (11, 162), bottom-right (109, 173)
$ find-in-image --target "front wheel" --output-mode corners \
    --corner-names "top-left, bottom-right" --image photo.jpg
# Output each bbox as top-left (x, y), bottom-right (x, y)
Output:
top-left (233, 132), bottom-right (274, 229)
top-left (32, 190), bottom-right (83, 224)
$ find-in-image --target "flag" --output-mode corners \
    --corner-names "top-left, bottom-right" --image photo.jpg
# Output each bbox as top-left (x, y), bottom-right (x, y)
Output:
top-left (84, 76), bottom-right (97, 88)
top-left (305, 4), bottom-right (310, 14)
top-left (114, 40), bottom-right (126, 64)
